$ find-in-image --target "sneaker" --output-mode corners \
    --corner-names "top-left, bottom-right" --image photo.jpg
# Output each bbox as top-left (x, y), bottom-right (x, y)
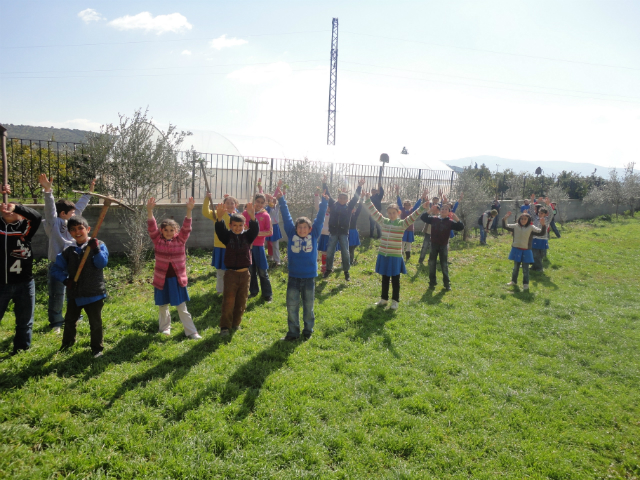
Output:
top-left (188, 333), bottom-right (202, 340)
top-left (159, 329), bottom-right (171, 336)
top-left (302, 334), bottom-right (312, 341)
top-left (523, 284), bottom-right (529, 290)
top-left (93, 351), bottom-right (103, 358)
top-left (220, 329), bottom-right (230, 337)
top-left (264, 296), bottom-right (273, 303)
top-left (506, 281), bottom-right (516, 286)
top-left (374, 299), bottom-right (388, 307)
top-left (344, 272), bottom-right (350, 282)
top-left (52, 327), bottom-right (61, 335)
top-left (323, 270), bottom-right (332, 279)
top-left (281, 336), bottom-right (298, 342)
top-left (444, 285), bottom-right (452, 291)
top-left (390, 300), bottom-right (399, 310)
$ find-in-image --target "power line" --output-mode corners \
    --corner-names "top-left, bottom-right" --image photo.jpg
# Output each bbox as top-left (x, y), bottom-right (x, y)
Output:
top-left (341, 61), bottom-right (640, 101)
top-left (5, 30), bottom-right (330, 49)
top-left (342, 31), bottom-right (640, 72)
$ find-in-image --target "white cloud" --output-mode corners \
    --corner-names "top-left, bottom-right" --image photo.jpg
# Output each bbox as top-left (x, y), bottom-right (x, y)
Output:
top-left (181, 50), bottom-right (192, 56)
top-left (78, 8), bottom-right (104, 23)
top-left (108, 12), bottom-right (192, 35)
top-left (227, 62), bottom-right (292, 85)
top-left (209, 34), bottom-right (248, 50)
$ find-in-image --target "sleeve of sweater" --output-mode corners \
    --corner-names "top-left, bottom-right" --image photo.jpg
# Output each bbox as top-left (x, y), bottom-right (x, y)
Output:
top-left (396, 196), bottom-right (403, 209)
top-left (420, 212), bottom-right (433, 224)
top-left (202, 196), bottom-right (215, 221)
top-left (452, 201), bottom-right (459, 213)
top-left (92, 243), bottom-right (109, 269)
top-left (13, 204), bottom-right (42, 240)
top-left (147, 217), bottom-right (161, 243)
top-left (214, 220), bottom-right (230, 245)
top-left (313, 198), bottom-right (328, 238)
top-left (177, 217), bottom-right (192, 244)
top-left (43, 191), bottom-right (57, 236)
top-left (412, 198), bottom-right (422, 212)
top-left (451, 220), bottom-right (465, 232)
top-left (502, 218), bottom-right (515, 233)
top-left (51, 251), bottom-right (69, 283)
top-left (74, 194), bottom-right (92, 215)
top-left (347, 186), bottom-right (362, 210)
top-left (314, 193), bottom-right (320, 213)
top-left (246, 219), bottom-right (260, 244)
top-left (278, 196), bottom-right (296, 238)
top-left (402, 203), bottom-right (427, 228)
top-left (364, 198), bottom-right (384, 225)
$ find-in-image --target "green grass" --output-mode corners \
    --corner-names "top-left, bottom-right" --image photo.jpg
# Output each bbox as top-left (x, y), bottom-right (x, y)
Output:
top-left (1, 218), bottom-right (639, 479)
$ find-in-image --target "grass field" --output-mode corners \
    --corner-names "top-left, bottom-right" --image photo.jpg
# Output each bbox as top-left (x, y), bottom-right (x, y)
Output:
top-left (1, 217), bottom-right (639, 479)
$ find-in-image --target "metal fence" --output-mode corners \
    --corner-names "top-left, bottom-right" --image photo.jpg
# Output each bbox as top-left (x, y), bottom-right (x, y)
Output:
top-left (5, 138), bottom-right (457, 204)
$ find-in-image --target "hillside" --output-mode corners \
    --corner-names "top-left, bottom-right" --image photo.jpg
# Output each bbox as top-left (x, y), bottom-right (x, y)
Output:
top-left (447, 155), bottom-right (611, 177)
top-left (1, 124), bottom-right (92, 143)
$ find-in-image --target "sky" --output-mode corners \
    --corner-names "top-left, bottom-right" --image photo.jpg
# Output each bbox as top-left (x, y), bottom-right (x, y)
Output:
top-left (1, 0), bottom-right (639, 171)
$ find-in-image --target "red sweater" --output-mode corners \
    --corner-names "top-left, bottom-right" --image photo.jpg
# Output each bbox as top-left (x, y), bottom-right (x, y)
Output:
top-left (148, 217), bottom-right (192, 290)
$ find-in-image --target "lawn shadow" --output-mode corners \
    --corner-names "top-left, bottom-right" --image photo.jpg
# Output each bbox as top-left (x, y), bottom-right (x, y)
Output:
top-left (316, 283), bottom-right (347, 302)
top-left (190, 269), bottom-right (217, 284)
top-left (106, 334), bottom-right (224, 409)
top-left (187, 289), bottom-right (221, 331)
top-left (351, 307), bottom-right (400, 357)
top-left (420, 288), bottom-right (446, 304)
top-left (529, 271), bottom-right (559, 290)
top-left (218, 340), bottom-right (301, 421)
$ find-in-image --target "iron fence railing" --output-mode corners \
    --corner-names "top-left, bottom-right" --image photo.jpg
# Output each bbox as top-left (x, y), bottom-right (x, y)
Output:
top-left (4, 138), bottom-right (457, 204)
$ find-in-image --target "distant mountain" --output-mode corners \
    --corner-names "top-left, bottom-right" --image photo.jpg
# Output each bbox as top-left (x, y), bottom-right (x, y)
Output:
top-left (446, 155), bottom-right (610, 177)
top-left (1, 124), bottom-right (92, 143)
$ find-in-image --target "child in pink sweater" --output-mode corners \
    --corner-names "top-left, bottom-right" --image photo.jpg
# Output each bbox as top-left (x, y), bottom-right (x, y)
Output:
top-left (147, 197), bottom-right (201, 339)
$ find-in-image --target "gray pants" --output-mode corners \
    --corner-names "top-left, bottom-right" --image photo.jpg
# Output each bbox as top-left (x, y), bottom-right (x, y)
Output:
top-left (418, 234), bottom-right (431, 264)
top-left (532, 249), bottom-right (544, 271)
top-left (512, 261), bottom-right (530, 285)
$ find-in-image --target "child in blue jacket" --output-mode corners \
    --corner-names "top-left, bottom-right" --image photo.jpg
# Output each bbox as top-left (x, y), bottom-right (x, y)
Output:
top-left (277, 185), bottom-right (329, 341)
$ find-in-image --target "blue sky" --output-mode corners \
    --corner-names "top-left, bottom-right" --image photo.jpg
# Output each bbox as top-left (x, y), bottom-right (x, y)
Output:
top-left (2, 0), bottom-right (639, 169)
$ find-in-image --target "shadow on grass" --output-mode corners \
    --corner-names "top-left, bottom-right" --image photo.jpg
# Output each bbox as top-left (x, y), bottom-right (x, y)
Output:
top-left (316, 282), bottom-right (347, 302)
top-left (529, 271), bottom-right (559, 290)
top-left (351, 306), bottom-right (400, 358)
top-left (190, 269), bottom-right (218, 284)
top-left (187, 289), bottom-right (222, 331)
top-left (106, 334), bottom-right (224, 409)
top-left (0, 331), bottom-right (158, 392)
top-left (421, 288), bottom-right (446, 304)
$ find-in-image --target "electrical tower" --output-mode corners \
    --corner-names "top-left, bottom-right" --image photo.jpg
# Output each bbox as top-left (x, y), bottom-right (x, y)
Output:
top-left (327, 18), bottom-right (338, 145)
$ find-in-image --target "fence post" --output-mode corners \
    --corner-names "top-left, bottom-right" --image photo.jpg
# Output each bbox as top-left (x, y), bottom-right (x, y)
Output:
top-left (191, 155), bottom-right (196, 198)
top-left (269, 158), bottom-right (274, 193)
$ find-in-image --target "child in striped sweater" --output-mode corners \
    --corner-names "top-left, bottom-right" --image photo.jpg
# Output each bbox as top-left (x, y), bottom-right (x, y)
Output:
top-left (364, 189), bottom-right (428, 310)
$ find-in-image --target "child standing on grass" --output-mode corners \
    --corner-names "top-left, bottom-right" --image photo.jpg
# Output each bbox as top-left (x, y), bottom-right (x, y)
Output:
top-left (266, 193), bottom-right (283, 266)
top-left (215, 202), bottom-right (259, 336)
top-left (395, 185), bottom-right (422, 262)
top-left (53, 216), bottom-right (109, 358)
top-left (147, 197), bottom-right (201, 340)
top-left (530, 205), bottom-right (550, 272)
top-left (418, 196), bottom-right (440, 265)
top-left (365, 189), bottom-right (428, 310)
top-left (347, 199), bottom-right (363, 265)
top-left (276, 186), bottom-right (328, 341)
top-left (419, 203), bottom-right (465, 291)
top-left (315, 186), bottom-right (332, 273)
top-left (202, 193), bottom-right (238, 294)
top-left (0, 184), bottom-right (42, 355)
top-left (38, 173), bottom-right (95, 334)
top-left (243, 193), bottom-right (273, 301)
top-left (502, 211), bottom-right (546, 290)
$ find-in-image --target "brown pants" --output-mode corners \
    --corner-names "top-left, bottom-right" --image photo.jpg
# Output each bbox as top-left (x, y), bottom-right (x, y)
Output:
top-left (61, 299), bottom-right (104, 354)
top-left (220, 270), bottom-right (250, 329)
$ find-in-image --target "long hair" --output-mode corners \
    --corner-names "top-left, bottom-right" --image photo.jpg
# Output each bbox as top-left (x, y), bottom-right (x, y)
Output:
top-left (518, 212), bottom-right (532, 227)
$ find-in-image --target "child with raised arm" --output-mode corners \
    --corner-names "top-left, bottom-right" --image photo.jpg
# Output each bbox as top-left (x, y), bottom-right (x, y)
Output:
top-left (315, 182), bottom-right (332, 273)
top-left (53, 216), bottom-right (109, 357)
top-left (395, 185), bottom-right (423, 262)
top-left (0, 184), bottom-right (42, 354)
top-left (323, 178), bottom-right (365, 281)
top-left (530, 204), bottom-right (550, 272)
top-left (418, 195), bottom-right (439, 265)
top-left (38, 173), bottom-right (95, 333)
top-left (202, 193), bottom-right (238, 294)
top-left (147, 197), bottom-right (201, 340)
top-left (277, 185), bottom-right (329, 340)
top-left (215, 202), bottom-right (260, 336)
top-left (419, 203), bottom-right (465, 291)
top-left (243, 193), bottom-right (273, 301)
top-left (347, 199), bottom-right (363, 265)
top-left (365, 189), bottom-right (428, 310)
top-left (502, 210), bottom-right (546, 290)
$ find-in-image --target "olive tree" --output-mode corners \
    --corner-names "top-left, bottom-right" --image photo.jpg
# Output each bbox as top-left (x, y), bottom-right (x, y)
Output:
top-left (583, 168), bottom-right (627, 218)
top-left (82, 108), bottom-right (191, 276)
top-left (451, 169), bottom-right (492, 240)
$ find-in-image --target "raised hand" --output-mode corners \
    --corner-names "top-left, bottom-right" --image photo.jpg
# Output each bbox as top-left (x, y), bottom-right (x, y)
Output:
top-left (215, 202), bottom-right (225, 219)
top-left (146, 197), bottom-right (156, 211)
top-left (1, 184), bottom-right (11, 195)
top-left (322, 193), bottom-right (330, 201)
top-left (245, 201), bottom-right (255, 218)
top-left (275, 189), bottom-right (284, 200)
top-left (88, 238), bottom-right (99, 250)
top-left (1, 203), bottom-right (15, 214)
top-left (358, 177), bottom-right (366, 187)
top-left (394, 184), bottom-right (400, 194)
top-left (450, 213), bottom-right (460, 222)
top-left (89, 178), bottom-right (97, 193)
top-left (363, 190), bottom-right (371, 199)
top-left (505, 210), bottom-right (512, 218)
top-left (38, 173), bottom-right (53, 192)
top-left (186, 197), bottom-right (195, 212)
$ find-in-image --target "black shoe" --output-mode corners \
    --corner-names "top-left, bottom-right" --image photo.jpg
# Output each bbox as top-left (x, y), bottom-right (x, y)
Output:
top-left (428, 284), bottom-right (436, 289)
top-left (264, 296), bottom-right (273, 303)
top-left (302, 334), bottom-right (312, 341)
top-left (220, 329), bottom-right (230, 337)
top-left (344, 272), bottom-right (350, 281)
top-left (248, 292), bottom-right (258, 299)
top-left (444, 285), bottom-right (452, 291)
top-left (323, 270), bottom-right (332, 279)
top-left (281, 336), bottom-right (299, 342)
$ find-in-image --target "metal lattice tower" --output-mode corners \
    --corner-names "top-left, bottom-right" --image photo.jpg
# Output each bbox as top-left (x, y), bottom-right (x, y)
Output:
top-left (327, 18), bottom-right (338, 145)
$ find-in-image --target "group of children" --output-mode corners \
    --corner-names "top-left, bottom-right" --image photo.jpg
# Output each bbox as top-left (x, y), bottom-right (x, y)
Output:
top-left (0, 176), bottom-right (561, 355)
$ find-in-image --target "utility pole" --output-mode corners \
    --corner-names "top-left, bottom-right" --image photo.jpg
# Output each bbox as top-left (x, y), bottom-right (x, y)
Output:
top-left (327, 18), bottom-right (338, 145)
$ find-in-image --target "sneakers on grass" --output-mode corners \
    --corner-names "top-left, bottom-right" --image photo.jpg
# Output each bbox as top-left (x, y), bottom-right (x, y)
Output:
top-left (523, 284), bottom-right (529, 290)
top-left (93, 351), bottom-right (103, 358)
top-left (159, 329), bottom-right (171, 336)
top-left (374, 299), bottom-right (388, 307)
top-left (390, 300), bottom-right (399, 310)
top-left (52, 327), bottom-right (61, 335)
top-left (506, 281), bottom-right (516, 286)
top-left (188, 333), bottom-right (202, 340)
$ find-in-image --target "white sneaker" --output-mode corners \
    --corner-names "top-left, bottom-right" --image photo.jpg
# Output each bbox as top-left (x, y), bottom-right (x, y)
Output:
top-left (93, 351), bottom-right (103, 358)
top-left (374, 299), bottom-right (388, 307)
top-left (523, 284), bottom-right (529, 290)
top-left (52, 327), bottom-right (61, 334)
top-left (506, 281), bottom-right (516, 286)
top-left (188, 333), bottom-right (202, 340)
top-left (159, 329), bottom-right (171, 336)
top-left (390, 300), bottom-right (399, 310)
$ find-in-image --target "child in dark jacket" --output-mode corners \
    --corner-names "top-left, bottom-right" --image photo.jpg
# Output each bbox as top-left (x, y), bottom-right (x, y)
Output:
top-left (323, 178), bottom-right (365, 281)
top-left (419, 203), bottom-right (464, 291)
top-left (52, 216), bottom-right (109, 358)
top-left (215, 202), bottom-right (259, 336)
top-left (277, 186), bottom-right (328, 341)
top-left (348, 200), bottom-right (363, 265)
top-left (0, 185), bottom-right (43, 354)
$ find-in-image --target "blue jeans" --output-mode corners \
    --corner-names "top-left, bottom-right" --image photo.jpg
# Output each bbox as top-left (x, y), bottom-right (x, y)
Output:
top-left (428, 244), bottom-right (450, 287)
top-left (326, 234), bottom-right (350, 273)
top-left (479, 225), bottom-right (487, 244)
top-left (550, 219), bottom-right (561, 238)
top-left (369, 217), bottom-right (381, 239)
top-left (48, 263), bottom-right (65, 328)
top-left (286, 277), bottom-right (315, 338)
top-left (0, 279), bottom-right (35, 353)
top-left (512, 261), bottom-right (530, 285)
